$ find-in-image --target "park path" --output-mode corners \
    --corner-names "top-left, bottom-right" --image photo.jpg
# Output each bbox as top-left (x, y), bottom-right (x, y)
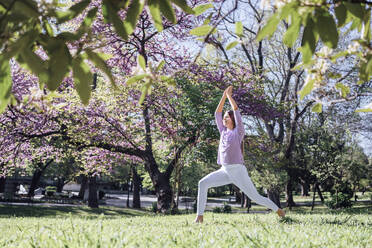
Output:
top-left (0, 193), bottom-right (328, 214)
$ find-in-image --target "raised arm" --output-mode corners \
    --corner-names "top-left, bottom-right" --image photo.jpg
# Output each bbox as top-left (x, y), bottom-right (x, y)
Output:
top-left (226, 86), bottom-right (238, 111)
top-left (215, 90), bottom-right (227, 133)
top-left (216, 90), bottom-right (227, 113)
top-left (226, 86), bottom-right (244, 138)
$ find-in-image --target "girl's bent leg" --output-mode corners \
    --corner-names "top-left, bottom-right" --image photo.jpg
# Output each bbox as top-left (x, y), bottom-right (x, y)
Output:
top-left (196, 168), bottom-right (231, 216)
top-left (228, 165), bottom-right (279, 212)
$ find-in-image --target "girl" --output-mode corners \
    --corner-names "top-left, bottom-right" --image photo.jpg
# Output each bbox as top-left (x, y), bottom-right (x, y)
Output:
top-left (195, 86), bottom-right (285, 223)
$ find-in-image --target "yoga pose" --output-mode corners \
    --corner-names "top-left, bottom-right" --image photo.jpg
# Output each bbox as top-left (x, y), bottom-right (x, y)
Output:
top-left (194, 86), bottom-right (285, 223)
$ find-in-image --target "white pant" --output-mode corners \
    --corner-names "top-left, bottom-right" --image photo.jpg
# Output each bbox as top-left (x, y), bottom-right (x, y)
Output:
top-left (196, 164), bottom-right (279, 215)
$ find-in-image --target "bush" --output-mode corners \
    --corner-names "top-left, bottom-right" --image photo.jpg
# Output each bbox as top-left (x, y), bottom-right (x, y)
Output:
top-left (326, 182), bottom-right (354, 209)
top-left (170, 208), bottom-right (180, 215)
top-left (223, 203), bottom-right (232, 213)
top-left (326, 192), bottom-right (353, 209)
top-left (193, 202), bottom-right (197, 213)
top-left (151, 202), bottom-right (158, 213)
top-left (45, 186), bottom-right (57, 197)
top-left (212, 206), bottom-right (222, 213)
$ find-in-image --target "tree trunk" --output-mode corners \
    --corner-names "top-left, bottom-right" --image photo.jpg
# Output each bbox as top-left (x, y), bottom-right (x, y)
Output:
top-left (311, 183), bottom-right (317, 211)
top-left (316, 184), bottom-right (324, 203)
top-left (154, 173), bottom-right (173, 213)
top-left (126, 178), bottom-right (130, 208)
top-left (88, 175), bottom-right (98, 208)
top-left (233, 185), bottom-right (242, 204)
top-left (78, 175), bottom-right (87, 199)
top-left (300, 181), bottom-right (310, 196)
top-left (245, 197), bottom-right (251, 212)
top-left (0, 177), bottom-right (5, 193)
top-left (56, 177), bottom-right (65, 193)
top-left (28, 170), bottom-right (43, 197)
top-left (132, 166), bottom-right (141, 209)
top-left (267, 189), bottom-right (281, 209)
top-left (285, 180), bottom-right (296, 209)
top-left (28, 160), bottom-right (53, 197)
top-left (241, 192), bottom-right (245, 208)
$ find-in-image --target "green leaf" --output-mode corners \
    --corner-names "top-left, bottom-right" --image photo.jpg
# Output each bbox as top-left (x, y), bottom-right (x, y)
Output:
top-left (314, 8), bottom-right (338, 48)
top-left (138, 55), bottom-right (146, 70)
top-left (312, 103), bottom-right (322, 113)
top-left (256, 12), bottom-right (280, 41)
top-left (72, 56), bottom-right (93, 105)
top-left (57, 32), bottom-right (80, 41)
top-left (56, 0), bottom-right (90, 23)
top-left (193, 4), bottom-right (213, 16)
top-left (148, 0), bottom-right (163, 32)
top-left (123, 0), bottom-right (145, 35)
top-left (283, 14), bottom-right (301, 47)
top-left (171, 0), bottom-right (195, 14)
top-left (159, 0), bottom-right (176, 24)
top-left (235, 21), bottom-right (243, 37)
top-left (156, 61), bottom-right (165, 72)
top-left (344, 2), bottom-right (365, 20)
top-left (44, 22), bottom-right (54, 37)
top-left (13, 1), bottom-right (39, 18)
top-left (299, 17), bottom-right (317, 64)
top-left (190, 25), bottom-right (215, 36)
top-left (0, 55), bottom-right (13, 113)
top-left (335, 83), bottom-right (350, 98)
top-left (226, 41), bottom-right (239, 50)
top-left (139, 82), bottom-right (151, 105)
top-left (330, 51), bottom-right (349, 63)
top-left (279, 1), bottom-right (299, 19)
top-left (3, 31), bottom-right (36, 60)
top-left (366, 57), bottom-right (372, 76)
top-left (85, 49), bottom-right (116, 87)
top-left (298, 78), bottom-right (315, 100)
top-left (104, 0), bottom-right (128, 40)
top-left (203, 13), bottom-right (213, 25)
top-left (18, 49), bottom-right (49, 84)
top-left (335, 3), bottom-right (347, 27)
top-left (126, 74), bottom-right (148, 85)
top-left (47, 43), bottom-right (71, 91)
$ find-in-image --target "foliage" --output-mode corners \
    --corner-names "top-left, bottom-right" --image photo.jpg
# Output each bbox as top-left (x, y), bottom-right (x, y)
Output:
top-left (0, 0), bottom-right (211, 112)
top-left (256, 0), bottom-right (372, 112)
top-left (222, 202), bottom-right (232, 213)
top-left (212, 206), bottom-right (222, 213)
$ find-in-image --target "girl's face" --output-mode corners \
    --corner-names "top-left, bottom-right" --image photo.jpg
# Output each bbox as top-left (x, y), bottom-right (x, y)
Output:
top-left (223, 112), bottom-right (233, 128)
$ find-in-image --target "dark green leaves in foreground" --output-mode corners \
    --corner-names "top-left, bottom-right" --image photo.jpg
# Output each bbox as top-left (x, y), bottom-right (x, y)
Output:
top-left (0, 0), bottom-right (199, 112)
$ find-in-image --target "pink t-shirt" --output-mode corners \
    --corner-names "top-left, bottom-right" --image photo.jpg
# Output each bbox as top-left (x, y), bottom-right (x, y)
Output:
top-left (215, 110), bottom-right (245, 165)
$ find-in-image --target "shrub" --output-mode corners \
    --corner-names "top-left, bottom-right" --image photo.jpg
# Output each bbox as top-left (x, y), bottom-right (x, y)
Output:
top-left (151, 202), bottom-right (158, 213)
top-left (326, 183), bottom-right (353, 209)
top-left (212, 206), bottom-right (222, 213)
top-left (326, 193), bottom-right (353, 209)
top-left (223, 203), bottom-right (232, 213)
top-left (45, 186), bottom-right (57, 197)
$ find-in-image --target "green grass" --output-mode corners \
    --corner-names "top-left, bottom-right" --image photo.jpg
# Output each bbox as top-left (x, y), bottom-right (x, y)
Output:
top-left (0, 204), bottom-right (371, 247)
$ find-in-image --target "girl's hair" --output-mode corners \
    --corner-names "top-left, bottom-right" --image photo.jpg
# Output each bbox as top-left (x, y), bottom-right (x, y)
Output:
top-left (227, 110), bottom-right (244, 156)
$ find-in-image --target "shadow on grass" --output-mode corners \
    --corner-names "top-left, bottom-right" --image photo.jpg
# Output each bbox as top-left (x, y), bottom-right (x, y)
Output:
top-left (0, 204), bottom-right (152, 219)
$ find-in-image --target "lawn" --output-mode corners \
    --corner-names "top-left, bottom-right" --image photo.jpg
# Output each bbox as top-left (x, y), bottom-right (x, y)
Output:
top-left (0, 204), bottom-right (371, 247)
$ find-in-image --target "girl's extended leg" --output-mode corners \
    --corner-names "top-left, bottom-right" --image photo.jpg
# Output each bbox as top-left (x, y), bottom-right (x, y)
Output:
top-left (196, 168), bottom-right (232, 216)
top-left (227, 165), bottom-right (279, 212)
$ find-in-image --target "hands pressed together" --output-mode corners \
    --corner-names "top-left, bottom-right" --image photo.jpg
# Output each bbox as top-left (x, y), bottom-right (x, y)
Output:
top-left (223, 86), bottom-right (233, 98)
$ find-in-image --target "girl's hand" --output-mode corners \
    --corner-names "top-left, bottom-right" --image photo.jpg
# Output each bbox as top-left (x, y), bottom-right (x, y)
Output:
top-left (223, 88), bottom-right (228, 97)
top-left (226, 86), bottom-right (233, 97)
